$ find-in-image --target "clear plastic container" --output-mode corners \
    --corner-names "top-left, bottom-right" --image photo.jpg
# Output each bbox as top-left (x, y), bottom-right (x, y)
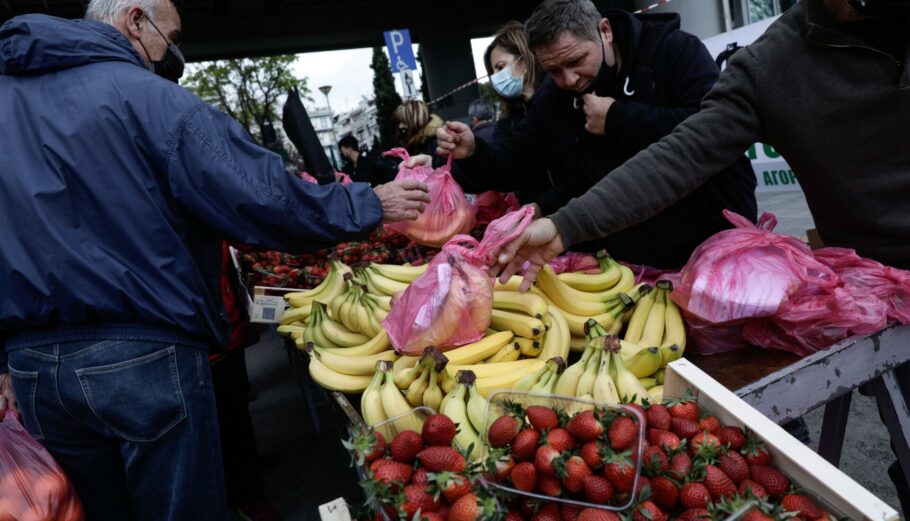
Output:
top-left (479, 390), bottom-right (647, 512)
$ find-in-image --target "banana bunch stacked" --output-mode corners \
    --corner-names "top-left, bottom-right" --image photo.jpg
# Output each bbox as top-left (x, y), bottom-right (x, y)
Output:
top-left (440, 370), bottom-right (489, 460)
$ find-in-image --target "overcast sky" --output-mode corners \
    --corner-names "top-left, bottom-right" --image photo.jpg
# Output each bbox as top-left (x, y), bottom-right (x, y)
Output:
top-left (292, 37), bottom-right (494, 114)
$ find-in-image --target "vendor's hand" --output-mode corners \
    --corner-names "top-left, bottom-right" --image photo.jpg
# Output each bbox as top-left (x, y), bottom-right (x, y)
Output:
top-left (403, 154), bottom-right (433, 169)
top-left (436, 122), bottom-right (476, 160)
top-left (581, 93), bottom-right (615, 136)
top-left (374, 179), bottom-right (431, 224)
top-left (530, 203), bottom-right (543, 219)
top-left (0, 373), bottom-right (18, 417)
top-left (489, 218), bottom-right (566, 292)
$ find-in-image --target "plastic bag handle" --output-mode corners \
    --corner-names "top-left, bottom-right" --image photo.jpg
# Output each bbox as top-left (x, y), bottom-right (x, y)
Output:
top-left (722, 209), bottom-right (777, 231)
top-left (475, 205), bottom-right (536, 258)
top-left (382, 148), bottom-right (411, 162)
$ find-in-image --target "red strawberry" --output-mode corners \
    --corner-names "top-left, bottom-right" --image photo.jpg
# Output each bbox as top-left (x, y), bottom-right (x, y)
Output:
top-left (670, 418), bottom-right (700, 440)
top-left (344, 429), bottom-right (386, 465)
top-left (504, 511), bottom-right (524, 521)
top-left (690, 432), bottom-right (721, 454)
top-left (487, 452), bottom-right (516, 482)
top-left (538, 475), bottom-right (562, 496)
top-left (608, 416), bottom-right (638, 451)
top-left (741, 509), bottom-right (775, 521)
top-left (402, 484), bottom-right (441, 517)
top-left (423, 414), bottom-right (457, 447)
top-left (698, 416), bottom-right (721, 433)
top-left (511, 462), bottom-right (538, 492)
top-left (741, 439), bottom-right (771, 466)
top-left (547, 428), bottom-right (578, 452)
top-left (489, 415), bottom-right (522, 448)
top-left (669, 400), bottom-right (700, 421)
top-left (782, 493), bottom-right (822, 518)
top-left (560, 455), bottom-right (592, 494)
top-left (447, 493), bottom-right (480, 521)
top-left (527, 406), bottom-right (559, 431)
top-left (368, 458), bottom-right (385, 474)
top-left (738, 479), bottom-right (768, 498)
top-left (581, 441), bottom-right (605, 470)
top-left (365, 431), bottom-right (386, 463)
top-left (412, 467), bottom-right (431, 486)
top-left (679, 482), bottom-right (711, 509)
top-left (750, 465), bottom-right (790, 497)
top-left (677, 508), bottom-right (711, 521)
top-left (718, 450), bottom-right (750, 484)
top-left (560, 504), bottom-right (581, 521)
top-left (638, 476), bottom-right (653, 500)
top-left (567, 410), bottom-right (604, 442)
top-left (704, 465), bottom-right (737, 500)
top-left (651, 475), bottom-right (679, 511)
top-left (634, 500), bottom-right (667, 521)
top-left (434, 472), bottom-right (472, 503)
top-left (641, 446), bottom-right (669, 475)
top-left (717, 426), bottom-right (746, 450)
top-left (535, 446), bottom-right (561, 476)
top-left (372, 459), bottom-right (413, 489)
top-left (624, 403), bottom-right (646, 422)
top-left (417, 446), bottom-right (465, 473)
top-left (603, 452), bottom-right (636, 494)
top-left (646, 404), bottom-right (672, 430)
top-left (582, 475), bottom-right (614, 504)
top-left (512, 429), bottom-right (540, 461)
top-left (532, 503), bottom-right (561, 521)
top-left (669, 452), bottom-right (693, 481)
top-left (577, 509), bottom-right (620, 521)
top-left (391, 430), bottom-right (424, 463)
top-left (648, 429), bottom-right (681, 452)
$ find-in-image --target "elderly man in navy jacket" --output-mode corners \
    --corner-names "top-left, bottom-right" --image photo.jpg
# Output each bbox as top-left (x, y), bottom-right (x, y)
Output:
top-left (0, 1), bottom-right (429, 519)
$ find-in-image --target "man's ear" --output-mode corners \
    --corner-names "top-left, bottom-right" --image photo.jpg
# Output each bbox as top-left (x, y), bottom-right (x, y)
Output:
top-left (599, 18), bottom-right (613, 44)
top-left (125, 7), bottom-right (145, 39)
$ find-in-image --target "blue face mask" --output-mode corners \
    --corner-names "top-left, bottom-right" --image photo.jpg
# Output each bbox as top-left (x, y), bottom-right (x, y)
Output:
top-left (491, 64), bottom-right (524, 99)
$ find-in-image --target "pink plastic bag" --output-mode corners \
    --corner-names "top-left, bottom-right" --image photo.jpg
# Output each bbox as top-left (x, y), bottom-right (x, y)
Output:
top-left (673, 211), bottom-right (838, 324)
top-left (685, 313), bottom-right (749, 356)
top-left (382, 148), bottom-right (433, 182)
top-left (335, 172), bottom-right (354, 185)
top-left (472, 191), bottom-right (520, 227)
top-left (299, 171), bottom-right (319, 184)
top-left (383, 151), bottom-right (475, 247)
top-left (549, 252), bottom-right (602, 274)
top-left (621, 262), bottom-right (682, 287)
top-left (0, 412), bottom-right (84, 521)
top-left (384, 206), bottom-right (535, 355)
top-left (813, 247), bottom-right (910, 323)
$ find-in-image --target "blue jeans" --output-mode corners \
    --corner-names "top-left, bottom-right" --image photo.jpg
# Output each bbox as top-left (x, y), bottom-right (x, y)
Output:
top-left (7, 339), bottom-right (228, 521)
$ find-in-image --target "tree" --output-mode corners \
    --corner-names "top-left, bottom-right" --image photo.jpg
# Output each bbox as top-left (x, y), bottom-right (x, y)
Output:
top-left (184, 55), bottom-right (307, 145)
top-left (371, 47), bottom-right (402, 151)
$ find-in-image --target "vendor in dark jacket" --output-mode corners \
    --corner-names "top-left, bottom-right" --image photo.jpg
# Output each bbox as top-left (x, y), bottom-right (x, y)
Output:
top-left (0, 1), bottom-right (430, 519)
top-left (437, 0), bottom-right (757, 268)
top-left (339, 134), bottom-right (398, 186)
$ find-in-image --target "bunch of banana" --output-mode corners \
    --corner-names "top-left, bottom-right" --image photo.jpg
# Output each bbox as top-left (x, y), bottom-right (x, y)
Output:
top-left (538, 307), bottom-right (570, 361)
top-left (591, 336), bottom-right (620, 405)
top-left (360, 366), bottom-right (387, 427)
top-left (591, 320), bottom-right (664, 380)
top-left (441, 358), bottom-right (545, 394)
top-left (607, 336), bottom-right (651, 405)
top-left (329, 279), bottom-right (388, 338)
top-left (441, 371), bottom-right (482, 459)
top-left (556, 253), bottom-right (620, 292)
top-left (283, 260), bottom-right (351, 312)
top-left (535, 259), bottom-right (635, 316)
top-left (623, 280), bottom-right (686, 368)
top-left (438, 330), bottom-right (514, 366)
top-left (377, 360), bottom-right (424, 433)
top-left (403, 348), bottom-right (449, 410)
top-left (358, 266), bottom-right (410, 297)
top-left (302, 343), bottom-right (372, 394)
top-left (368, 262), bottom-right (428, 283)
top-left (512, 356), bottom-right (566, 393)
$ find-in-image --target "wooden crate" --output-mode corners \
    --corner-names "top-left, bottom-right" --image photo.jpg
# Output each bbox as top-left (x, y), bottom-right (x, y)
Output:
top-left (665, 359), bottom-right (898, 521)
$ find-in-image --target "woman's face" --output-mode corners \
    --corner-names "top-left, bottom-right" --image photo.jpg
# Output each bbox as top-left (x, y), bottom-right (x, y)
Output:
top-left (489, 45), bottom-right (527, 80)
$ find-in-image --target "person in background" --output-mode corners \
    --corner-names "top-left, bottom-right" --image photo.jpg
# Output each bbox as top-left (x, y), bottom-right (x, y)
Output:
top-left (393, 100), bottom-right (446, 167)
top-left (0, 1), bottom-right (430, 519)
top-left (467, 99), bottom-right (496, 143)
top-left (338, 134), bottom-right (397, 187)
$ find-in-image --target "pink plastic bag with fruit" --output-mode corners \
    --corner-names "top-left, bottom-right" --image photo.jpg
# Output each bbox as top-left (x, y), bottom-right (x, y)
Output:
top-left (0, 412), bottom-right (84, 521)
top-left (383, 150), bottom-right (475, 247)
top-left (384, 206), bottom-right (535, 355)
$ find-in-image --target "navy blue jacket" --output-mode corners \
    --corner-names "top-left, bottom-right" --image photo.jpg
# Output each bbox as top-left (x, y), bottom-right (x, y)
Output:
top-left (0, 15), bottom-right (382, 363)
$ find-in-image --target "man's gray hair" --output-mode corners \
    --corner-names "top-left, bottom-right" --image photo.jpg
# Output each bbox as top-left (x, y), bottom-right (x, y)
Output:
top-left (468, 99), bottom-right (495, 121)
top-left (525, 0), bottom-right (602, 51)
top-left (85, 0), bottom-right (163, 24)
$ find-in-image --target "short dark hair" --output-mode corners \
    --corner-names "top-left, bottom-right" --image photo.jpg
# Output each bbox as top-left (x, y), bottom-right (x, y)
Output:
top-left (468, 100), bottom-right (495, 121)
top-left (525, 0), bottom-right (602, 51)
top-left (338, 134), bottom-right (358, 151)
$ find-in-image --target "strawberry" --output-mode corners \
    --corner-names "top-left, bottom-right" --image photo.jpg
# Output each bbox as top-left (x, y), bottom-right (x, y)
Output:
top-left (582, 475), bottom-right (614, 504)
top-left (433, 472), bottom-right (472, 503)
top-left (717, 426), bottom-right (746, 450)
top-left (418, 446), bottom-right (465, 473)
top-left (641, 446), bottom-right (669, 475)
top-left (423, 414), bottom-right (458, 447)
top-left (648, 429), bottom-right (681, 452)
top-left (546, 428), bottom-right (578, 452)
top-left (669, 398), bottom-right (700, 421)
top-left (343, 428), bottom-right (386, 465)
top-left (646, 403), bottom-right (672, 430)
top-left (738, 479), bottom-right (768, 498)
top-left (679, 482), bottom-right (711, 509)
top-left (538, 475), bottom-right (562, 496)
top-left (504, 511), bottom-right (524, 521)
top-left (749, 465), bottom-right (790, 497)
top-left (741, 438), bottom-right (770, 466)
top-left (390, 430), bottom-right (424, 463)
top-left (402, 483), bottom-right (442, 517)
top-left (577, 509), bottom-right (620, 521)
top-left (447, 493), bottom-right (479, 521)
top-left (510, 462), bottom-right (538, 492)
top-left (535, 446), bottom-right (561, 476)
top-left (418, 513), bottom-right (446, 521)
top-left (489, 415), bottom-right (522, 448)
top-left (603, 451), bottom-right (636, 494)
top-left (741, 509), bottom-right (775, 521)
top-left (624, 403), bottom-right (647, 422)
top-left (512, 429), bottom-right (540, 461)
top-left (670, 418), bottom-right (700, 440)
top-left (676, 508), bottom-right (711, 521)
top-left (567, 410), bottom-right (604, 442)
top-left (634, 500), bottom-right (667, 521)
top-left (718, 450), bottom-right (750, 484)
top-left (527, 406), bottom-right (559, 431)
top-left (412, 467), bottom-right (431, 486)
top-left (689, 432), bottom-right (721, 454)
top-left (608, 416), bottom-right (638, 451)
top-left (698, 416), bottom-right (721, 434)
top-left (559, 455), bottom-right (592, 494)
top-left (638, 476), bottom-right (653, 500)
top-left (486, 450), bottom-right (516, 482)
top-left (781, 493), bottom-right (823, 519)
top-left (704, 464), bottom-right (737, 500)
top-left (669, 452), bottom-right (693, 481)
top-left (581, 441), bottom-right (605, 470)
top-left (560, 504), bottom-right (581, 521)
top-left (532, 503), bottom-right (561, 521)
top-left (372, 459), bottom-right (413, 489)
top-left (650, 475), bottom-right (679, 511)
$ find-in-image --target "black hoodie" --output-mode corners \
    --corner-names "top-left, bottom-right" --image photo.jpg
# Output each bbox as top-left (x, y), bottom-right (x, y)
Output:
top-left (457, 10), bottom-right (757, 268)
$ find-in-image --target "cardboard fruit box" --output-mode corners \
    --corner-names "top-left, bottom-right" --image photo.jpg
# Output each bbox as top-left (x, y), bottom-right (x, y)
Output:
top-left (664, 359), bottom-right (899, 521)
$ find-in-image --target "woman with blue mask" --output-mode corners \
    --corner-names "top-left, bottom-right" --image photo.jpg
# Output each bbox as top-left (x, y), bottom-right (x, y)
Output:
top-left (483, 21), bottom-right (545, 140)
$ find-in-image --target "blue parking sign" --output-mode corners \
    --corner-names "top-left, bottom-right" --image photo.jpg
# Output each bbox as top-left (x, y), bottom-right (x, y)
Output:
top-left (383, 29), bottom-right (417, 73)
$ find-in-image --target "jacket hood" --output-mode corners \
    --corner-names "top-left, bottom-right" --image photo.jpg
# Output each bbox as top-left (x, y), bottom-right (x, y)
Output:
top-left (0, 14), bottom-right (144, 76)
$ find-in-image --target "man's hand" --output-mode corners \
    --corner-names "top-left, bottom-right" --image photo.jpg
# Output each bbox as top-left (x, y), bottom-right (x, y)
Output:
top-left (581, 93), bottom-right (616, 136)
top-left (435, 122), bottom-right (476, 160)
top-left (402, 154), bottom-right (433, 169)
top-left (0, 373), bottom-right (18, 417)
top-left (374, 179), bottom-right (431, 224)
top-left (490, 218), bottom-right (566, 292)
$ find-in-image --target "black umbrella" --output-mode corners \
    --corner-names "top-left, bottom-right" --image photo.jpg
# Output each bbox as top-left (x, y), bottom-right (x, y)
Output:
top-left (282, 87), bottom-right (335, 185)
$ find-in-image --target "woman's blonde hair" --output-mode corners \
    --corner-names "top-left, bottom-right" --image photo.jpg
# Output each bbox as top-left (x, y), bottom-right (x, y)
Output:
top-left (483, 21), bottom-right (544, 118)
top-left (393, 100), bottom-right (433, 151)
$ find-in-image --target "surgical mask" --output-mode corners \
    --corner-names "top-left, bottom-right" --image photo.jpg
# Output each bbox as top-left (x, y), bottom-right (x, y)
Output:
top-left (136, 15), bottom-right (185, 83)
top-left (582, 30), bottom-right (617, 96)
top-left (491, 64), bottom-right (524, 99)
top-left (848, 0), bottom-right (910, 14)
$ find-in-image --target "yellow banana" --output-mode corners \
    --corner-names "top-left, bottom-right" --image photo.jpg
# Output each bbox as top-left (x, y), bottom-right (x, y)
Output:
top-left (446, 359), bottom-right (544, 380)
top-left (466, 382), bottom-right (489, 434)
top-left (554, 342), bottom-right (594, 397)
top-left (576, 349), bottom-right (601, 397)
top-left (661, 286), bottom-right (687, 351)
top-left (475, 359), bottom-right (555, 397)
top-left (314, 346), bottom-right (397, 376)
top-left (622, 346), bottom-right (664, 379)
top-left (443, 372), bottom-right (481, 459)
top-left (363, 269), bottom-right (409, 296)
top-left (406, 367), bottom-right (430, 406)
top-left (540, 307), bottom-right (570, 361)
top-left (659, 344), bottom-right (684, 367)
top-left (608, 340), bottom-right (650, 405)
top-left (569, 335), bottom-right (587, 352)
top-left (597, 263), bottom-right (636, 301)
top-left (515, 337), bottom-right (542, 357)
top-left (624, 286), bottom-right (657, 344)
top-left (393, 359), bottom-right (422, 389)
top-left (441, 331), bottom-right (514, 365)
top-left (378, 361), bottom-right (423, 432)
top-left (320, 315), bottom-right (371, 348)
top-left (285, 261), bottom-right (349, 308)
top-left (639, 377), bottom-right (657, 390)
top-left (493, 276), bottom-right (524, 292)
top-left (556, 256), bottom-right (622, 292)
top-left (639, 288), bottom-right (667, 348)
top-left (485, 342), bottom-right (520, 363)
top-left (304, 344), bottom-right (371, 393)
top-left (490, 309), bottom-right (544, 339)
top-left (492, 291), bottom-right (548, 319)
top-left (277, 324), bottom-right (306, 338)
top-left (315, 330), bottom-right (390, 357)
top-left (555, 305), bottom-right (620, 337)
top-left (369, 263), bottom-right (428, 283)
top-left (361, 368), bottom-right (387, 427)
top-left (592, 342), bottom-right (619, 405)
top-left (279, 304), bottom-right (313, 326)
top-left (536, 265), bottom-right (617, 315)
top-left (365, 293), bottom-right (392, 312)
top-left (422, 371), bottom-right (444, 411)
top-left (648, 385), bottom-right (665, 403)
top-left (653, 368), bottom-right (666, 385)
